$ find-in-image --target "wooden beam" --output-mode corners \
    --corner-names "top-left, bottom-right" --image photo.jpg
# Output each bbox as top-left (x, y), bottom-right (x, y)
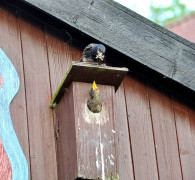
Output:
top-left (50, 61), bottom-right (128, 107)
top-left (5, 0), bottom-right (195, 93)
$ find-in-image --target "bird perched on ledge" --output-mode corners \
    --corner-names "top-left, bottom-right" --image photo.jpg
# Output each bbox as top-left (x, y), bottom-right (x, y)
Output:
top-left (80, 43), bottom-right (106, 64)
top-left (87, 81), bottom-right (102, 113)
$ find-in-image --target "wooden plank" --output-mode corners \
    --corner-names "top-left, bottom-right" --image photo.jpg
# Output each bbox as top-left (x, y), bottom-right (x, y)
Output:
top-left (45, 27), bottom-right (73, 152)
top-left (114, 83), bottom-right (134, 180)
top-left (173, 98), bottom-right (195, 180)
top-left (45, 27), bottom-right (73, 97)
top-left (19, 15), bottom-right (58, 180)
top-left (124, 76), bottom-right (158, 180)
top-left (9, 0), bottom-right (195, 92)
top-left (50, 61), bottom-right (128, 107)
top-left (0, 5), bottom-right (31, 179)
top-left (148, 84), bottom-right (182, 180)
top-left (56, 84), bottom-right (77, 180)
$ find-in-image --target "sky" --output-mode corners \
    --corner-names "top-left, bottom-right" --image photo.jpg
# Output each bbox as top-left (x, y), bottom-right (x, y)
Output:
top-left (115, 0), bottom-right (195, 19)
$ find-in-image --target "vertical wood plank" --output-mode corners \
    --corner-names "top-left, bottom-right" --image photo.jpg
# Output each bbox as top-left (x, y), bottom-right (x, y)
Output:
top-left (0, 5), bottom-right (31, 179)
top-left (19, 15), bottom-right (57, 180)
top-left (148, 85), bottom-right (182, 180)
top-left (56, 84), bottom-right (77, 180)
top-left (45, 28), bottom-right (74, 152)
top-left (115, 83), bottom-right (134, 180)
top-left (173, 98), bottom-right (195, 180)
top-left (124, 76), bottom-right (158, 180)
top-left (45, 28), bottom-right (73, 96)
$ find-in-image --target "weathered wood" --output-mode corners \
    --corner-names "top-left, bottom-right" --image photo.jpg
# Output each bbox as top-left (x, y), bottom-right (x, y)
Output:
top-left (7, 0), bottom-right (195, 92)
top-left (19, 15), bottom-right (58, 180)
top-left (56, 85), bottom-right (77, 180)
top-left (0, 6), bottom-right (31, 179)
top-left (45, 28), bottom-right (73, 97)
top-left (148, 84), bottom-right (182, 180)
top-left (50, 61), bottom-right (128, 107)
top-left (57, 82), bottom-right (118, 179)
top-left (173, 98), bottom-right (195, 180)
top-left (114, 83), bottom-right (134, 180)
top-left (45, 27), bottom-right (74, 152)
top-left (124, 76), bottom-right (158, 180)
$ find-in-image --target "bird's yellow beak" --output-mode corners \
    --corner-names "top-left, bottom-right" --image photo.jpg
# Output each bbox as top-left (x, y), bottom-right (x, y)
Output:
top-left (93, 81), bottom-right (98, 90)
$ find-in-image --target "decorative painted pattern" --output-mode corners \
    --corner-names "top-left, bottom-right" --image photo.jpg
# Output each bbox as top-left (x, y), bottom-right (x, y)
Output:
top-left (0, 48), bottom-right (28, 180)
top-left (0, 139), bottom-right (12, 180)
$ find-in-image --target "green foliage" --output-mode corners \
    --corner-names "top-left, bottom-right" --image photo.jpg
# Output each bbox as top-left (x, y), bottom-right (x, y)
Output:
top-left (150, 0), bottom-right (194, 26)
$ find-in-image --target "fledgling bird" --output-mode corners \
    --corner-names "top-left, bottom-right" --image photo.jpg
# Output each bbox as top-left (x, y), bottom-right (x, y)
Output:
top-left (87, 81), bottom-right (102, 113)
top-left (80, 43), bottom-right (106, 64)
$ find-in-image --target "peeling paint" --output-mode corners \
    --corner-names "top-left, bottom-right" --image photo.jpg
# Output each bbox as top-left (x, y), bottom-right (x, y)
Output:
top-left (111, 154), bottom-right (114, 159)
top-left (100, 143), bottom-right (105, 180)
top-left (82, 103), bottom-right (109, 125)
top-left (112, 129), bottom-right (115, 133)
top-left (108, 155), bottom-right (115, 166)
top-left (95, 147), bottom-right (100, 169)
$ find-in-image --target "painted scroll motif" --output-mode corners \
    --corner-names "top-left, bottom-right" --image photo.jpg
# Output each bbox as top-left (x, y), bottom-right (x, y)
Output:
top-left (0, 48), bottom-right (28, 180)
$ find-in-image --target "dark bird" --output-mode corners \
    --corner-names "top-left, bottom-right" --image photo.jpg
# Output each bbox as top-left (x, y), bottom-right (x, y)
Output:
top-left (80, 43), bottom-right (106, 63)
top-left (87, 81), bottom-right (102, 113)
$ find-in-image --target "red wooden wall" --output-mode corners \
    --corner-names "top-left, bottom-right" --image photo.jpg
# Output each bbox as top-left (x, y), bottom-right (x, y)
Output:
top-left (0, 3), bottom-right (195, 180)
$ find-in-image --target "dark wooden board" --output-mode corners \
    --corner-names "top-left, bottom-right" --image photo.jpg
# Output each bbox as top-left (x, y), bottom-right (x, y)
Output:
top-left (124, 76), bottom-right (159, 180)
top-left (50, 61), bottom-right (128, 107)
top-left (0, 5), bottom-right (31, 179)
top-left (148, 84), bottom-right (182, 180)
top-left (19, 15), bottom-right (58, 180)
top-left (7, 0), bottom-right (195, 92)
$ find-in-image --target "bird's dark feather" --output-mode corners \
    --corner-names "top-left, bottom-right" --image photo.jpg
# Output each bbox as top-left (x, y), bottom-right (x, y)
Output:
top-left (80, 43), bottom-right (106, 63)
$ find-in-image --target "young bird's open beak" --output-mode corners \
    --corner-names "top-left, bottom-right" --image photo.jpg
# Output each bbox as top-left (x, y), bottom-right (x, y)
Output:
top-left (93, 81), bottom-right (98, 90)
top-left (96, 51), bottom-right (104, 61)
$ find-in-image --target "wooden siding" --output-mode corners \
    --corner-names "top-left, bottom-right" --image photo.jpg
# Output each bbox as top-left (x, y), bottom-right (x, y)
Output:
top-left (0, 3), bottom-right (195, 180)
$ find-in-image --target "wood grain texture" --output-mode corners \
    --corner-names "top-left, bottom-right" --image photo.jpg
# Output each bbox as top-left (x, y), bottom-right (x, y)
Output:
top-left (45, 27), bottom-right (73, 155)
top-left (73, 82), bottom-right (118, 179)
top-left (19, 15), bottom-right (57, 180)
top-left (173, 98), bottom-right (195, 180)
top-left (124, 76), bottom-right (158, 180)
top-left (16, 0), bottom-right (195, 92)
top-left (0, 6), bottom-right (31, 179)
top-left (56, 84), bottom-right (77, 180)
top-left (114, 83), bottom-right (134, 180)
top-left (45, 28), bottom-right (73, 97)
top-left (148, 85), bottom-right (182, 180)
